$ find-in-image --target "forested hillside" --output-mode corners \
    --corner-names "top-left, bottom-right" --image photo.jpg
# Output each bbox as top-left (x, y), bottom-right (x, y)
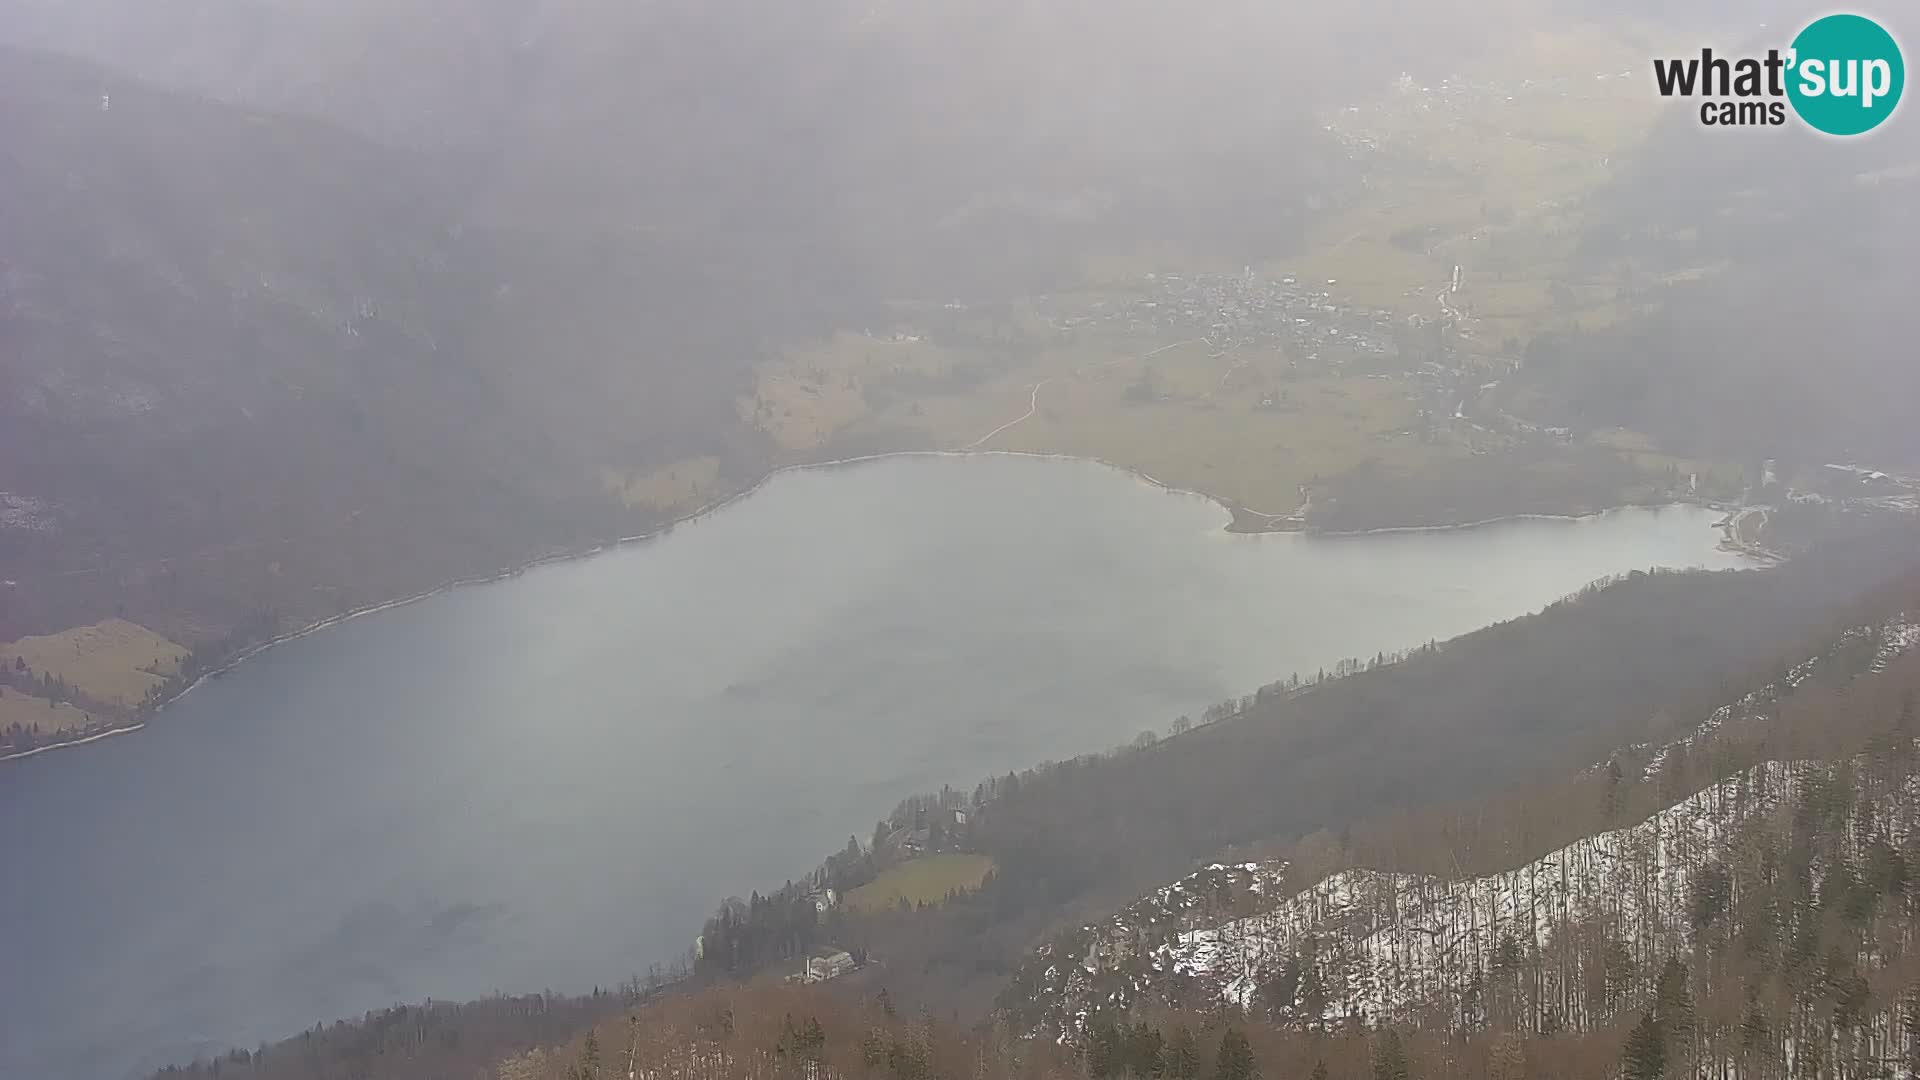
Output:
top-left (0, 45), bottom-right (777, 648)
top-left (1009, 617), bottom-right (1920, 1045)
top-left (689, 529), bottom-right (1917, 1008)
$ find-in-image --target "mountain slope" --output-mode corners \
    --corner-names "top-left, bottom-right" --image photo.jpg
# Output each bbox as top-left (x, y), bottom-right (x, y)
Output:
top-left (1009, 613), bottom-right (1920, 1076)
top-left (0, 46), bottom-right (766, 649)
top-left (682, 529), bottom-right (1920, 1024)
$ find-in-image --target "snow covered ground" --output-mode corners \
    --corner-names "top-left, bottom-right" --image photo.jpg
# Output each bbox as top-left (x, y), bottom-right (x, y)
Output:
top-left (1166, 761), bottom-right (1920, 1022)
top-left (1016, 614), bottom-right (1920, 1035)
top-left (1023, 758), bottom-right (1920, 1035)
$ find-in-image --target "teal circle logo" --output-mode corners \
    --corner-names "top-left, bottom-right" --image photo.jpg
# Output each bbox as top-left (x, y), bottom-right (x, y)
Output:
top-left (1787, 14), bottom-right (1905, 136)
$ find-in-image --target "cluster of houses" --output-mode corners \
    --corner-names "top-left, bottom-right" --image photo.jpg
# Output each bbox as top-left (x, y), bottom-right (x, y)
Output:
top-left (1766, 462), bottom-right (1920, 516)
top-left (1038, 270), bottom-right (1399, 369)
top-left (1822, 463), bottom-right (1902, 488)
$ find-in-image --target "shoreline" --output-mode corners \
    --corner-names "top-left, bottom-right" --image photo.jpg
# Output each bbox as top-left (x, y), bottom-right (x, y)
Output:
top-left (0, 720), bottom-right (148, 763)
top-left (1306, 499), bottom-right (1747, 540)
top-left (2, 446), bottom-right (1754, 764)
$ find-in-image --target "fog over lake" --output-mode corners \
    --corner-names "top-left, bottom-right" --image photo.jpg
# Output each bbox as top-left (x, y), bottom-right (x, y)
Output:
top-left (0, 454), bottom-right (1755, 1079)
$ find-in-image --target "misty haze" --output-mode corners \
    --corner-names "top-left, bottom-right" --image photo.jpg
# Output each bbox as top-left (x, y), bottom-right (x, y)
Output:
top-left (1, 3), bottom-right (1917, 1080)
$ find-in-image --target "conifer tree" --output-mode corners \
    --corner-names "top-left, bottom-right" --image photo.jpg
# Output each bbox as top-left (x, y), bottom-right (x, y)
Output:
top-left (1371, 1028), bottom-right (1408, 1080)
top-left (1654, 956), bottom-right (1694, 1058)
top-left (1164, 1026), bottom-right (1201, 1080)
top-left (1621, 1012), bottom-right (1665, 1080)
top-left (1213, 1028), bottom-right (1255, 1080)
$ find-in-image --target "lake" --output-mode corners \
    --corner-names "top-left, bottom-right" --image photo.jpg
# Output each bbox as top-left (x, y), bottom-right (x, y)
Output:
top-left (0, 453), bottom-right (1755, 1078)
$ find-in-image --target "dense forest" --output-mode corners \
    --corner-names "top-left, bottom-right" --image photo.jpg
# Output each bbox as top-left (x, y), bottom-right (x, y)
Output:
top-left (1301, 447), bottom-right (1663, 535)
top-left (689, 526), bottom-right (1920, 1016)
top-left (146, 988), bottom-right (648, 1080)
top-left (0, 44), bottom-right (779, 648)
top-left (1010, 615), bottom-right (1920, 1063)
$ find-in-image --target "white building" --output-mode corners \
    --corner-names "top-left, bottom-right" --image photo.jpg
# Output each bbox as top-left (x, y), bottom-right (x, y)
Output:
top-left (804, 951), bottom-right (856, 983)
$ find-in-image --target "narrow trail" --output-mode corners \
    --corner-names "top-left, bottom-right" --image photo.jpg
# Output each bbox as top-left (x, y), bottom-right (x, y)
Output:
top-left (1138, 338), bottom-right (1205, 362)
top-left (955, 336), bottom-right (1303, 521)
top-left (967, 380), bottom-right (1050, 450)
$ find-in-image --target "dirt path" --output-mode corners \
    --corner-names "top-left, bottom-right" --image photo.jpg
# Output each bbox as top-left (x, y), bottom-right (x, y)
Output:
top-left (964, 337), bottom-right (1210, 450)
top-left (966, 380), bottom-right (1051, 450)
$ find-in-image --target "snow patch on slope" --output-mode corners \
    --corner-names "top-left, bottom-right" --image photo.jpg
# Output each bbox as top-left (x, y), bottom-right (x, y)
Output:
top-left (1167, 761), bottom-right (1920, 1023)
top-left (1012, 615), bottom-right (1920, 1037)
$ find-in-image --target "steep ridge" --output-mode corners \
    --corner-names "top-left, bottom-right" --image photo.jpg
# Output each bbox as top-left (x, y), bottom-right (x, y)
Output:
top-left (1009, 612), bottom-right (1920, 1075)
top-left (677, 529), bottom-right (1920, 1028)
top-left (0, 45), bottom-right (768, 649)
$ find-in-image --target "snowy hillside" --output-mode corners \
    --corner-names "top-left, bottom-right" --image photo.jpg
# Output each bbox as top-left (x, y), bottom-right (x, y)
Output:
top-left (1011, 615), bottom-right (1920, 1038)
top-left (1639, 615), bottom-right (1920, 782)
top-left (1166, 761), bottom-right (1919, 1022)
top-left (1020, 758), bottom-right (1918, 1036)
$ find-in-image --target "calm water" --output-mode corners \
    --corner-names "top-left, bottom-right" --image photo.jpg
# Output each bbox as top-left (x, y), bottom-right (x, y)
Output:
top-left (0, 454), bottom-right (1754, 1078)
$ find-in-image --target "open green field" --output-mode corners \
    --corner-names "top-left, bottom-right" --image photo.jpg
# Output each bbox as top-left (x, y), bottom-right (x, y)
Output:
top-left (846, 854), bottom-right (997, 913)
top-left (1, 618), bottom-right (188, 709)
top-left (0, 688), bottom-right (98, 736)
top-left (744, 323), bottom-right (1449, 518)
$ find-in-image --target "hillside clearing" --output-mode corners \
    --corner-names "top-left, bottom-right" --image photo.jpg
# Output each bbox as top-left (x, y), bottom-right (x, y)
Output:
top-left (0, 618), bottom-right (188, 708)
top-left (847, 854), bottom-right (996, 913)
top-left (0, 688), bottom-right (97, 736)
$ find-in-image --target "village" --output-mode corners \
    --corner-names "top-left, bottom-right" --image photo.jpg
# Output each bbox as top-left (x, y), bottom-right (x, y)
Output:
top-left (1034, 269), bottom-right (1402, 369)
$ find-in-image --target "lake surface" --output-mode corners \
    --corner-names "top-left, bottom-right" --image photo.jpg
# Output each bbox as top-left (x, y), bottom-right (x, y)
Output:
top-left (0, 454), bottom-right (1755, 1078)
